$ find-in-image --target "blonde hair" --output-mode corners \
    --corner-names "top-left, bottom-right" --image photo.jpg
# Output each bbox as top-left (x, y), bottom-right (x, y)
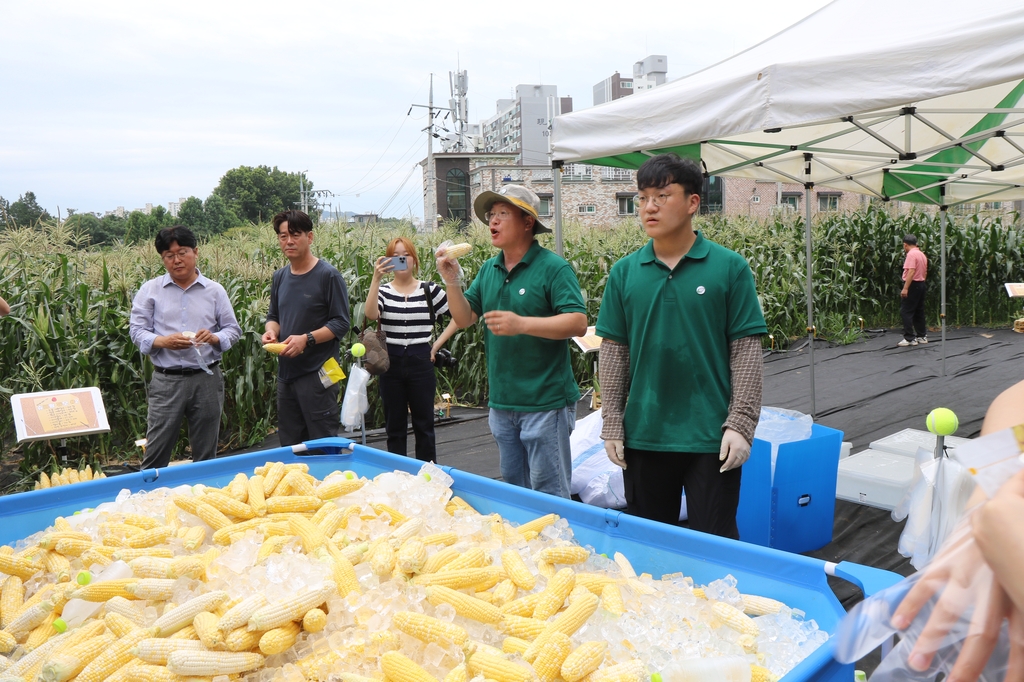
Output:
top-left (385, 237), bottom-right (419, 274)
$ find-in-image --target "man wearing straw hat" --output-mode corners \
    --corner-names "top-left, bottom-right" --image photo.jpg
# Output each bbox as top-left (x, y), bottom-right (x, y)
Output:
top-left (437, 185), bottom-right (588, 498)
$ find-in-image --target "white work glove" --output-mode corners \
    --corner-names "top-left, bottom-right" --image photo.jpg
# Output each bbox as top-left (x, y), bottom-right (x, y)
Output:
top-left (605, 439), bottom-right (626, 469)
top-left (719, 428), bottom-right (750, 473)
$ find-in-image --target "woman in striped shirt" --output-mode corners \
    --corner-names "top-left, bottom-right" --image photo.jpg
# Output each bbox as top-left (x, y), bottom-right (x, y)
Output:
top-left (364, 237), bottom-right (458, 461)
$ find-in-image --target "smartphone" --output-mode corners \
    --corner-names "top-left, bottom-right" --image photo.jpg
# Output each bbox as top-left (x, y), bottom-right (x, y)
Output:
top-left (385, 256), bottom-right (408, 271)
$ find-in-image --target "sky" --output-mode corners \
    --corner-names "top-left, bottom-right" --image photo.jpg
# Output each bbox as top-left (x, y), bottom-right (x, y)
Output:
top-left (0, 0), bottom-right (832, 220)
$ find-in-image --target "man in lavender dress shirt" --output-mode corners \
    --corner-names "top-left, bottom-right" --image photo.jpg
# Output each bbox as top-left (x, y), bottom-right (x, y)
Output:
top-left (129, 226), bottom-right (242, 469)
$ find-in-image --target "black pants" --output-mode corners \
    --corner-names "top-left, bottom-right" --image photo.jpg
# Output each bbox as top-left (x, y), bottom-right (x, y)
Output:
top-left (901, 280), bottom-right (928, 341)
top-left (276, 371), bottom-right (341, 447)
top-left (379, 353), bottom-right (437, 462)
top-left (622, 448), bottom-right (742, 539)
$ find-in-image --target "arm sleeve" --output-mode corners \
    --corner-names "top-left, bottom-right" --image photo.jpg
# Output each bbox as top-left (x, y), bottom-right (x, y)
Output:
top-left (324, 270), bottom-right (351, 340)
top-left (722, 335), bottom-right (763, 445)
top-left (550, 264), bottom-right (587, 314)
top-left (213, 285), bottom-right (242, 351)
top-left (464, 275), bottom-right (483, 317)
top-left (432, 282), bottom-right (449, 317)
top-left (598, 338), bottom-right (631, 442)
top-left (128, 282), bottom-right (158, 356)
top-left (726, 259), bottom-right (768, 341)
top-left (266, 270), bottom-right (280, 324)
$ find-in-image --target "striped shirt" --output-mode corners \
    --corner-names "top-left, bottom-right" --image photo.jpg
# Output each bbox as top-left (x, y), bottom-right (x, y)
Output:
top-left (377, 281), bottom-right (449, 350)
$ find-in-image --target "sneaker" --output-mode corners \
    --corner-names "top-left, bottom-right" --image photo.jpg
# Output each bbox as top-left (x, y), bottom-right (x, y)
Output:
top-left (897, 339), bottom-right (918, 347)
top-left (916, 337), bottom-right (929, 344)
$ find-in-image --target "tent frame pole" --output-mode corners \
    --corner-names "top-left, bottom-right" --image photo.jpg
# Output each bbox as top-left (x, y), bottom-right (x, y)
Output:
top-left (804, 154), bottom-right (816, 418)
top-left (940, 190), bottom-right (947, 376)
top-left (553, 161), bottom-right (565, 257)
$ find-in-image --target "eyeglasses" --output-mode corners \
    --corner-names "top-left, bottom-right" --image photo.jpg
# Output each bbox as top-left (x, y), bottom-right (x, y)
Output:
top-left (161, 248), bottom-right (194, 263)
top-left (635, 191), bottom-right (684, 208)
top-left (485, 209), bottom-right (516, 222)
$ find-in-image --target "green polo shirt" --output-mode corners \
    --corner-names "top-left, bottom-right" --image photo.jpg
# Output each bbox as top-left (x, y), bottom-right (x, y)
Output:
top-left (596, 232), bottom-right (767, 452)
top-left (465, 240), bottom-right (587, 412)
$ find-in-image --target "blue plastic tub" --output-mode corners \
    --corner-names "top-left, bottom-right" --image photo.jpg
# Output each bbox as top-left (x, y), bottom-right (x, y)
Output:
top-left (0, 438), bottom-right (900, 681)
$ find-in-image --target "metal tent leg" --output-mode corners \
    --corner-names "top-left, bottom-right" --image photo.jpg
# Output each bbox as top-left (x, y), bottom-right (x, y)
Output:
top-left (805, 159), bottom-right (816, 418)
top-left (940, 206), bottom-right (947, 376)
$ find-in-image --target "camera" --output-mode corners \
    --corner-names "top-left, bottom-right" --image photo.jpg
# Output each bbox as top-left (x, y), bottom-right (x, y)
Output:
top-left (434, 348), bottom-right (458, 369)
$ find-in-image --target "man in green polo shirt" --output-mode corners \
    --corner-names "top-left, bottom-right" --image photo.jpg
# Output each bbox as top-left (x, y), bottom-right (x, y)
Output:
top-left (596, 154), bottom-right (766, 538)
top-left (437, 185), bottom-right (588, 498)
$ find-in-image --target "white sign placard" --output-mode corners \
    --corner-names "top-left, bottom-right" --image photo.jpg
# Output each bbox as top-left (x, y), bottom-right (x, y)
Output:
top-left (11, 387), bottom-right (110, 443)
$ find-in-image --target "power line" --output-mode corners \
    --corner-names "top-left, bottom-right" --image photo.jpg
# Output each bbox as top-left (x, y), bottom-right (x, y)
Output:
top-left (377, 164), bottom-right (419, 217)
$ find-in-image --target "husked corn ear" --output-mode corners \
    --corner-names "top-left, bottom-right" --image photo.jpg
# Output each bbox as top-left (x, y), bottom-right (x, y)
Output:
top-left (258, 535), bottom-right (294, 562)
top-left (104, 611), bottom-right (141, 637)
top-left (265, 496), bottom-right (323, 514)
top-left (501, 614), bottom-right (549, 640)
top-left (112, 547), bottom-right (173, 562)
top-left (325, 543), bottom-right (361, 597)
top-left (750, 664), bottom-right (779, 682)
top-left (261, 462), bottom-right (287, 495)
top-left (516, 513), bottom-right (557, 536)
top-left (4, 599), bottom-right (53, 636)
top-left (396, 538), bottom-right (427, 574)
top-left (39, 472), bottom-right (51, 489)
top-left (202, 492), bottom-right (255, 520)
top-left (39, 531), bottom-right (95, 549)
top-left (501, 550), bottom-right (536, 591)
top-left (125, 578), bottom-right (177, 601)
top-left (582, 660), bottom-right (646, 682)
top-left (414, 567), bottom-right (505, 590)
top-left (0, 630), bottom-right (15, 654)
top-left (742, 594), bottom-right (785, 616)
top-left (712, 601), bottom-right (759, 637)
top-left (444, 663), bottom-right (468, 682)
top-left (289, 516), bottom-right (328, 554)
top-left (393, 611), bottom-right (469, 646)
top-left (532, 631), bottom-right (573, 682)
top-left (532, 567), bottom-right (576, 620)
top-left (128, 556), bottom-right (172, 579)
top-left (248, 582), bottom-right (334, 631)
top-left (24, 610), bottom-right (59, 650)
top-left (224, 625), bottom-right (262, 651)
top-left (167, 555), bottom-right (206, 580)
top-left (625, 578), bottom-right (656, 596)
top-left (315, 477), bottom-right (366, 500)
top-left (132, 638), bottom-right (207, 665)
top-left (444, 243), bottom-right (473, 259)
top-left (426, 586), bottom-right (502, 624)
top-left (502, 636), bottom-right (530, 655)
top-left (153, 591), bottom-right (229, 636)
top-left (195, 502), bottom-right (233, 530)
top-left (421, 547), bottom-right (459, 574)
top-left (104, 595), bottom-right (147, 626)
top-left (3, 629), bottom-right (72, 679)
top-left (380, 651), bottom-right (439, 682)
top-left (263, 343), bottom-right (287, 354)
top-left (217, 593), bottom-right (267, 632)
top-left (538, 545), bottom-right (589, 565)
top-left (492, 578), bottom-right (518, 606)
top-left (211, 517), bottom-right (265, 545)
top-left (180, 525), bottom-right (207, 552)
top-left (560, 641), bottom-right (608, 682)
top-left (0, 576), bottom-right (24, 629)
top-left (166, 650), bottom-right (265, 676)
top-left (275, 470), bottom-right (315, 497)
top-left (39, 630), bottom-right (115, 682)
top-left (574, 573), bottom-right (620, 595)
top-left (500, 592), bottom-right (543, 618)
top-left (247, 475), bottom-right (267, 517)
top-left (74, 627), bottom-right (151, 682)
top-left (536, 560), bottom-right (556, 580)
top-left (368, 541), bottom-right (396, 577)
top-left (467, 648), bottom-right (537, 682)
top-left (192, 611), bottom-right (224, 650)
top-left (524, 592), bottom-right (600, 663)
top-left (0, 553), bottom-right (43, 579)
top-left (600, 583), bottom-right (625, 616)
top-left (259, 620), bottom-right (301, 655)
top-left (442, 547), bottom-right (487, 572)
top-left (42, 551), bottom-right (72, 582)
top-left (126, 526), bottom-right (174, 549)
top-left (302, 608), bottom-right (327, 633)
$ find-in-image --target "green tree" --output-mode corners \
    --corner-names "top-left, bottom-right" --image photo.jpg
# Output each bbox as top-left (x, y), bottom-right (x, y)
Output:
top-left (202, 193), bottom-right (238, 236)
top-left (177, 196), bottom-right (205, 230)
top-left (213, 165), bottom-right (312, 224)
top-left (6, 192), bottom-right (52, 227)
top-left (66, 213), bottom-right (102, 243)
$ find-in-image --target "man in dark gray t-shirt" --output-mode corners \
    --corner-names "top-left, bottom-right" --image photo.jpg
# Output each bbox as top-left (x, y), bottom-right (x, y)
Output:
top-left (263, 210), bottom-right (350, 445)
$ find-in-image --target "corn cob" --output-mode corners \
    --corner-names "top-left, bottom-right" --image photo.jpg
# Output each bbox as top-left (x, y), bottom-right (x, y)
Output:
top-left (23, 610), bottom-right (59, 650)
top-left (211, 517), bottom-right (265, 545)
top-left (368, 541), bottom-right (396, 577)
top-left (39, 471), bottom-right (51, 489)
top-left (325, 543), bottom-right (361, 597)
top-left (751, 664), bottom-right (779, 682)
top-left (501, 592), bottom-right (543, 618)
top-left (104, 612), bottom-right (141, 638)
top-left (179, 525), bottom-right (207, 552)
top-left (426, 585), bottom-right (502, 624)
top-left (226, 472), bottom-right (249, 502)
top-left (539, 545), bottom-right (589, 565)
top-left (168, 623), bottom-right (198, 640)
top-left (396, 538), bottom-right (427, 574)
top-left (265, 496), bottom-right (323, 514)
top-left (289, 515), bottom-right (328, 554)
top-left (501, 550), bottom-right (536, 591)
top-left (263, 342), bottom-right (287, 354)
top-left (4, 599), bottom-right (53, 637)
top-left (259, 620), bottom-right (301, 655)
top-left (217, 593), bottom-right (267, 632)
top-left (120, 513), bottom-right (160, 530)
top-left (467, 648), bottom-right (537, 682)
top-left (125, 578), bottom-right (177, 601)
top-left (224, 625), bottom-right (262, 652)
top-left (600, 583), bottom-right (625, 616)
top-left (0, 553), bottom-right (43, 579)
top-left (38, 629), bottom-right (114, 682)
top-left (712, 601), bottom-right (759, 637)
top-left (41, 551), bottom-right (72, 582)
top-left (82, 464), bottom-right (94, 481)
top-left (516, 513), bottom-right (557, 535)
top-left (80, 548), bottom-right (112, 568)
top-left (0, 577), bottom-right (24, 630)
top-left (574, 573), bottom-right (619, 595)
top-left (111, 547), bottom-right (173, 562)
top-left (247, 475), bottom-right (267, 517)
top-left (421, 532), bottom-right (459, 547)
top-left (122, 663), bottom-right (182, 682)
top-left (40, 531), bottom-right (96, 549)
top-left (73, 626), bottom-right (151, 682)
top-left (501, 614), bottom-right (549, 640)
top-left (68, 469), bottom-right (81, 484)
top-left (166, 650), bottom-right (265, 676)
top-left (2, 630), bottom-right (72, 680)
top-left (582, 660), bottom-right (646, 682)
top-left (203, 492), bottom-right (255, 520)
top-left (742, 594), bottom-right (785, 616)
top-left (262, 462), bottom-right (287, 495)
top-left (247, 582), bottom-right (334, 632)
top-left (194, 502), bottom-right (232, 531)
top-left (371, 503), bottom-right (407, 525)
top-left (380, 651), bottom-right (438, 682)
top-left (125, 526), bottom-right (174, 549)
top-left (441, 547), bottom-right (487, 572)
top-left (393, 610), bottom-right (469, 646)
top-left (444, 663), bottom-right (468, 682)
top-left (491, 578), bottom-right (518, 606)
top-left (104, 595), bottom-right (147, 627)
top-left (275, 470), bottom-right (315, 497)
top-left (315, 477), bottom-right (366, 500)
top-left (560, 642), bottom-right (608, 682)
top-left (302, 607), bottom-right (327, 633)
top-left (532, 631), bottom-right (573, 682)
top-left (524, 592), bottom-right (601, 663)
top-left (413, 567), bottom-right (504, 590)
top-left (532, 567), bottom-right (576, 620)
top-left (167, 555), bottom-right (206, 580)
top-left (0, 630), bottom-right (15, 654)
top-left (257, 535), bottom-right (294, 562)
top-left (421, 547), bottom-right (460, 574)
top-left (443, 243), bottom-right (473, 259)
top-left (192, 611), bottom-right (224, 650)
top-left (502, 636), bottom-right (530, 655)
top-left (127, 556), bottom-right (172, 579)
top-left (131, 637), bottom-right (207, 666)
top-left (153, 591), bottom-right (228, 636)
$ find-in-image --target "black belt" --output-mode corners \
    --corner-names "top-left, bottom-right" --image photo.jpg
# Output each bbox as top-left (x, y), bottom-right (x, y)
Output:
top-left (153, 362), bottom-right (219, 376)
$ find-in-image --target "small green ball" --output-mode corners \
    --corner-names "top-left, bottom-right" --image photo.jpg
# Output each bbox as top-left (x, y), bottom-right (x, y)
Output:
top-left (651, 673), bottom-right (663, 682)
top-left (351, 343), bottom-right (366, 358)
top-left (76, 570), bottom-right (92, 586)
top-left (52, 618), bottom-right (67, 633)
top-left (927, 407), bottom-right (959, 436)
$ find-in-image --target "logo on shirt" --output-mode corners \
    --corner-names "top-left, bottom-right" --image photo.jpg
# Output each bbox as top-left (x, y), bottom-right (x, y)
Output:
top-left (696, 286), bottom-right (706, 295)
top-left (519, 288), bottom-right (526, 296)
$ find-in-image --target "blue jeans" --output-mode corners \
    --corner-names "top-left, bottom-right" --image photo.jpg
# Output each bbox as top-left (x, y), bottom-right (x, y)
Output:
top-left (488, 405), bottom-right (576, 498)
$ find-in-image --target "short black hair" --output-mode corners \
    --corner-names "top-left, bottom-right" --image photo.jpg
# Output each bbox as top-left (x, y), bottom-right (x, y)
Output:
top-left (636, 153), bottom-right (704, 196)
top-left (273, 210), bottom-right (313, 235)
top-left (155, 226), bottom-right (197, 254)
top-left (903, 234), bottom-right (918, 246)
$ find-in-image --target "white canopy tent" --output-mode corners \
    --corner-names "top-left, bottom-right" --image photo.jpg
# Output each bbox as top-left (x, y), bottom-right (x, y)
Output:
top-left (550, 0), bottom-right (1024, 416)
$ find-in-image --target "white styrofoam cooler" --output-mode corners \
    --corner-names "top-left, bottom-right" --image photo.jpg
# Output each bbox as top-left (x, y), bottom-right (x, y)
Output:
top-left (869, 428), bottom-right (970, 458)
top-left (836, 449), bottom-right (917, 510)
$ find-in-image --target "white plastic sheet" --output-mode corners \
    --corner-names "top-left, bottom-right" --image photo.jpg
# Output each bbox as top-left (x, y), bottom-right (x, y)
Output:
top-left (340, 365), bottom-right (370, 432)
top-left (754, 407), bottom-right (813, 483)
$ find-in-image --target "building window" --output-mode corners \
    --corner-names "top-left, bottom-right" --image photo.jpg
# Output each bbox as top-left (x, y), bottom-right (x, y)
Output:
top-left (818, 193), bottom-right (840, 211)
top-left (781, 193), bottom-right (801, 209)
top-left (621, 82), bottom-right (633, 88)
top-left (700, 176), bottom-right (723, 214)
top-left (617, 196), bottom-right (635, 215)
top-left (445, 168), bottom-right (470, 223)
top-left (564, 164), bottom-right (593, 182)
top-left (601, 167), bottom-right (632, 181)
top-left (538, 196), bottom-right (552, 216)
top-left (577, 205), bottom-right (596, 214)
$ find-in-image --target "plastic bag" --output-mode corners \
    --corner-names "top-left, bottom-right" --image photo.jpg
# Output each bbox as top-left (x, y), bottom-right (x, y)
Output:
top-left (340, 365), bottom-right (370, 432)
top-left (435, 240), bottom-right (466, 284)
top-left (754, 406), bottom-right (813, 482)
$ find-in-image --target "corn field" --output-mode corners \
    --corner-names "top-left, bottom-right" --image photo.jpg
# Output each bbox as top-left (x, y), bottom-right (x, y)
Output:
top-left (1, 206), bottom-right (1021, 477)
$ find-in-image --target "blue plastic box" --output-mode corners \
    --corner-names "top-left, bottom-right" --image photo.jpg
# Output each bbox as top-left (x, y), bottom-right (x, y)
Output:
top-left (738, 424), bottom-right (844, 554)
top-left (0, 437), bottom-right (895, 682)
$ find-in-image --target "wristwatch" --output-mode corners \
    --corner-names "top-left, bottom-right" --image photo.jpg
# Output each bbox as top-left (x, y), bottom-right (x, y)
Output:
top-left (306, 332), bottom-right (316, 347)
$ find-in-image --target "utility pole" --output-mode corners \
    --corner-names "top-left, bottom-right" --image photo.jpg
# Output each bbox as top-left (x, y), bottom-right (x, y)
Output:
top-left (410, 75), bottom-right (456, 232)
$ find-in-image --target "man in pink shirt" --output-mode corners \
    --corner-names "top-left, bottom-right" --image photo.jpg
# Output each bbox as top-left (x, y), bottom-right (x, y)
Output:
top-left (898, 234), bottom-right (929, 347)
